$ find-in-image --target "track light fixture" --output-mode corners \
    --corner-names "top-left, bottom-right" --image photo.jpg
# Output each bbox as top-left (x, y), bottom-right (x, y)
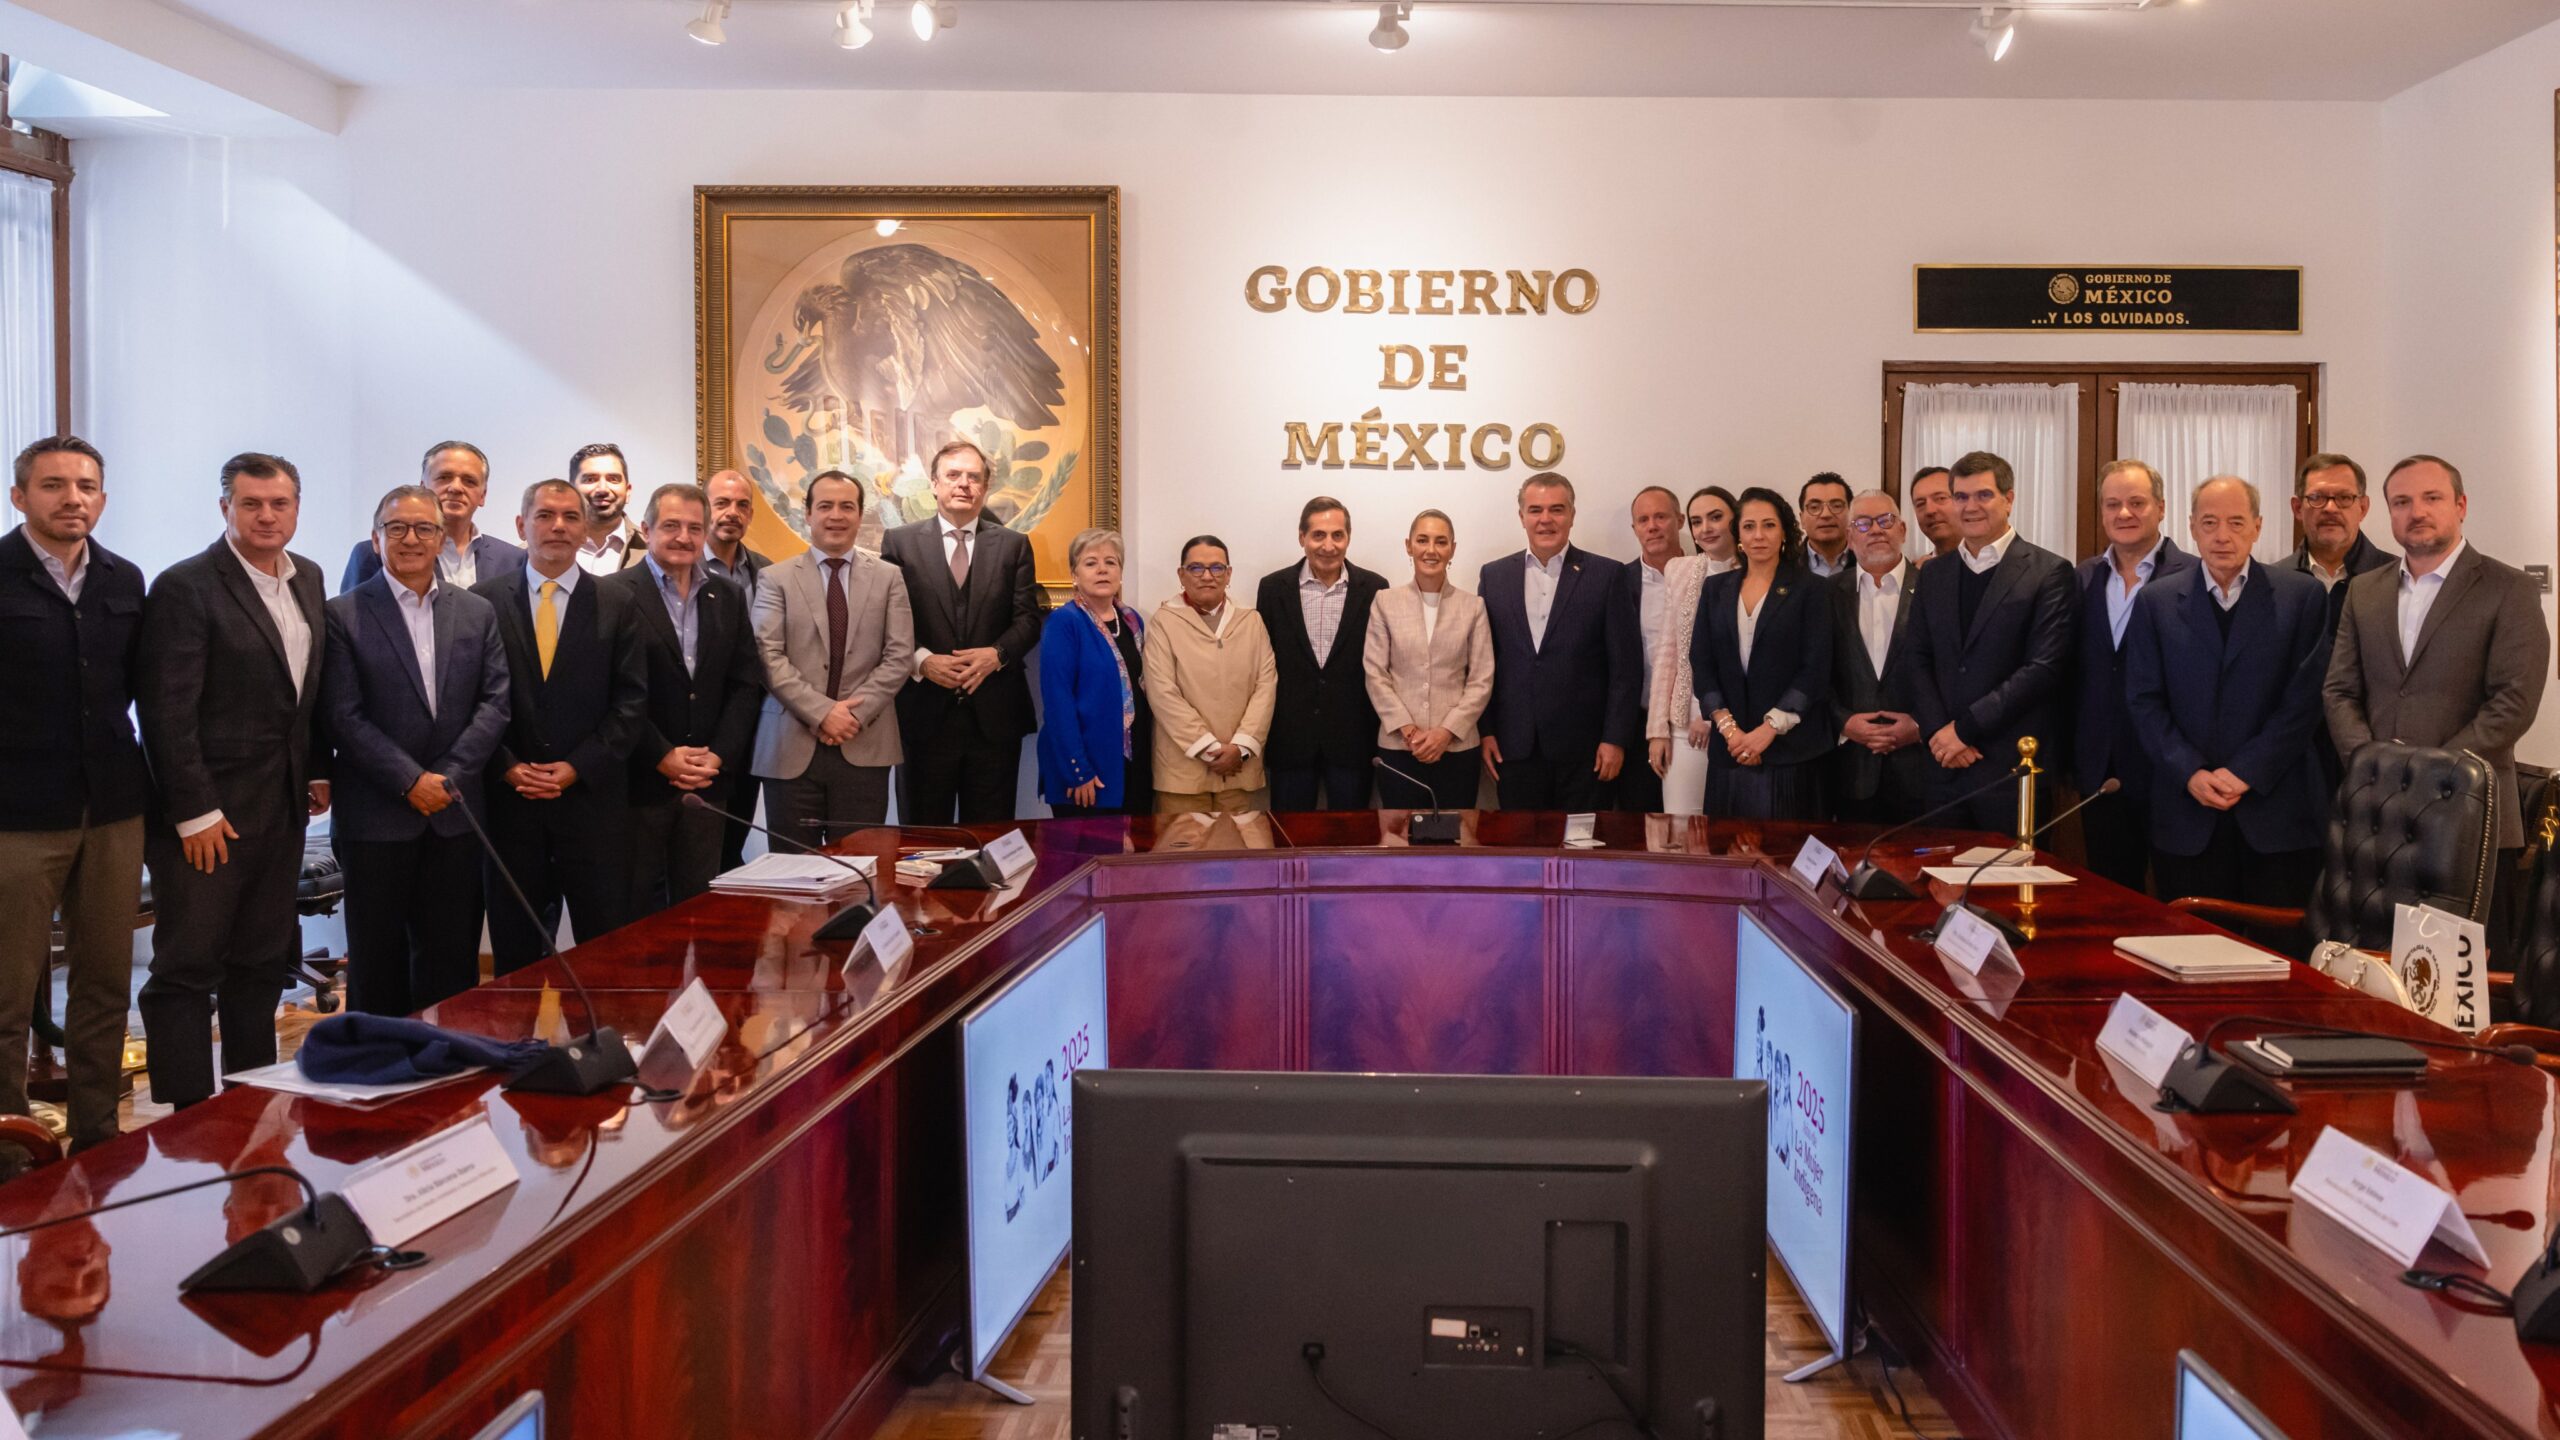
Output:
top-left (685, 0), bottom-right (730, 46)
top-left (911, 0), bottom-right (955, 43)
top-left (837, 0), bottom-right (874, 49)
top-left (1970, 7), bottom-right (2016, 61)
top-left (1369, 2), bottom-right (1412, 52)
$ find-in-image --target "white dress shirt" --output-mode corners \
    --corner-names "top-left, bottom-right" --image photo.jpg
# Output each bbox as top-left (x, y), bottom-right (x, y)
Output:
top-left (178, 543), bottom-right (314, 839)
top-left (1855, 564), bottom-right (1902, 679)
top-left (28, 528), bottom-right (86, 603)
top-left (1523, 547), bottom-right (1568, 651)
top-left (1730, 585), bottom-right (1800, 734)
top-left (2208, 565), bottom-right (2250, 611)
top-left (2103, 537), bottom-right (2168, 647)
top-left (392, 576), bottom-right (441, 719)
top-left (526, 557), bottom-right (585, 625)
top-left (1958, 527), bottom-right (2018, 575)
top-left (575, 522), bottom-right (637, 576)
top-left (1636, 558), bottom-right (1668, 689)
top-left (438, 530), bottom-right (481, 588)
top-left (2307, 553), bottom-right (2348, 590)
top-left (2397, 540), bottom-right (2467, 664)
top-left (1298, 561), bottom-right (1350, 668)
top-left (915, 513), bottom-right (988, 673)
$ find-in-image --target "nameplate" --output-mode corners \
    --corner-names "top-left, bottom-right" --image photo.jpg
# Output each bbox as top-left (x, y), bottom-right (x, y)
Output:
top-left (2290, 1126), bottom-right (2487, 1269)
top-left (1790, 836), bottom-right (1845, 892)
top-left (2096, 994), bottom-right (2192, 1088)
top-left (341, 1111), bottom-right (521, 1248)
top-left (1914, 265), bottom-right (2301, 334)
top-left (1933, 907), bottom-right (2020, 977)
top-left (2391, 902), bottom-right (2487, 1036)
top-left (984, 829), bottom-right (1037, 882)
top-left (648, 978), bottom-right (729, 1071)
top-left (850, 905), bottom-right (916, 975)
top-left (1563, 813), bottom-right (1600, 849)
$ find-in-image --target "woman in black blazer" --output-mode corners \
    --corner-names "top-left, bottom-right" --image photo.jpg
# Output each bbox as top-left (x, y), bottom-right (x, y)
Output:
top-left (1689, 487), bottom-right (1833, 820)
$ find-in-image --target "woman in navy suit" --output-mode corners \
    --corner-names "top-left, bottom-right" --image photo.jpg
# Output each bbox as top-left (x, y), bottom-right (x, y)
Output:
top-left (1038, 529), bottom-right (1153, 816)
top-left (1690, 488), bottom-right (1833, 820)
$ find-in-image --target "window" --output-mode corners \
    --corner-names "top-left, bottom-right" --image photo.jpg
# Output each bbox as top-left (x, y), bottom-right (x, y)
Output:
top-left (0, 116), bottom-right (71, 452)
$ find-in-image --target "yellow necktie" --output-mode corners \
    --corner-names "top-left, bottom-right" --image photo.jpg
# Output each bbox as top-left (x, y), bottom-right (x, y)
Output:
top-left (535, 580), bottom-right (559, 678)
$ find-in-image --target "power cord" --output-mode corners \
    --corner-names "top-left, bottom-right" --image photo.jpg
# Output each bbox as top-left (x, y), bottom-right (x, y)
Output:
top-left (1854, 1317), bottom-right (1973, 1440)
top-left (1546, 1340), bottom-right (1661, 1440)
top-left (1299, 1340), bottom-right (1693, 1440)
top-left (1299, 1343), bottom-right (1408, 1440)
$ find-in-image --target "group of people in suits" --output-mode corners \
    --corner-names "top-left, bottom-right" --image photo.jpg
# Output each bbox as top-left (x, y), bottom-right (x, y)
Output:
top-left (1, 421), bottom-right (2546, 1154)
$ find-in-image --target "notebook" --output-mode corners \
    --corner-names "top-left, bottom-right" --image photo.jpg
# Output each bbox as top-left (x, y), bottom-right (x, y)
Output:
top-left (2112, 933), bottom-right (2293, 982)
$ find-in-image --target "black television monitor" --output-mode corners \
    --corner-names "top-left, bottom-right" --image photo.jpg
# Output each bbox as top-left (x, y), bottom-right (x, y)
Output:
top-left (1073, 1070), bottom-right (1767, 1440)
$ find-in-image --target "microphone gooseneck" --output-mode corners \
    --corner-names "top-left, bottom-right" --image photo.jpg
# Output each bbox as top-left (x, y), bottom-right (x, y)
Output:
top-left (1912, 776), bottom-right (2117, 946)
top-left (0, 1166), bottom-right (321, 1238)
top-left (1371, 754), bottom-right (1444, 814)
top-left (1851, 762), bottom-right (2028, 872)
top-left (446, 778), bottom-right (607, 1041)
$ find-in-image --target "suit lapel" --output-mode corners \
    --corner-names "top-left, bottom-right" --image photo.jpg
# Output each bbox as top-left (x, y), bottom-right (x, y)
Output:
top-left (360, 581), bottom-right (435, 714)
top-left (1880, 562), bottom-right (1917, 685)
top-left (1963, 542), bottom-right (2029, 651)
top-left (1548, 548), bottom-right (1587, 648)
top-left (207, 541), bottom-right (295, 684)
top-left (632, 570), bottom-right (681, 667)
top-left (2221, 564), bottom-right (2273, 675)
top-left (2177, 570), bottom-right (2224, 672)
top-left (2405, 550), bottom-right (2480, 674)
top-left (430, 584), bottom-right (464, 718)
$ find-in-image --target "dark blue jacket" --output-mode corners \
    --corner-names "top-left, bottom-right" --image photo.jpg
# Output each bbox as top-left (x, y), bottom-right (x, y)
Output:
top-left (2070, 539), bottom-right (2192, 795)
top-left (1895, 535), bottom-right (2078, 771)
top-left (318, 574), bottom-right (511, 842)
top-left (341, 532), bottom-right (526, 595)
top-left (1037, 602), bottom-right (1146, 809)
top-left (0, 528), bottom-right (149, 830)
top-left (1478, 546), bottom-right (1641, 761)
top-left (1690, 563), bottom-right (1834, 769)
top-left (2121, 561), bottom-right (2331, 858)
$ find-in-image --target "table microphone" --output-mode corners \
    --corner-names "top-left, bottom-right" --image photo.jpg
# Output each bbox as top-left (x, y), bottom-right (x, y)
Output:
top-left (445, 778), bottom-right (640, 1097)
top-left (794, 816), bottom-right (1006, 889)
top-left (1912, 778), bottom-right (2116, 948)
top-left (1838, 762), bottom-right (2028, 900)
top-left (1371, 755), bottom-right (1461, 844)
top-left (0, 1164), bottom-right (417, 1294)
top-left (682, 793), bottom-right (888, 937)
top-left (2159, 1014), bottom-right (2536, 1117)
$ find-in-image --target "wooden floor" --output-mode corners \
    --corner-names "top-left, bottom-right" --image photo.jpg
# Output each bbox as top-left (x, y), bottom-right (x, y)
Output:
top-left (877, 1254), bottom-right (1956, 1440)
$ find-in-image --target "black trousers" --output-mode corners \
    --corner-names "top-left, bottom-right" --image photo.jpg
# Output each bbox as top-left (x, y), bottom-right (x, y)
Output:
top-left (2152, 815), bottom-right (2323, 951)
top-left (900, 718), bottom-right (1022, 825)
top-left (1834, 754), bottom-right (1929, 826)
top-left (1614, 764), bottom-right (1664, 815)
top-left (2078, 784), bottom-right (2155, 895)
top-left (338, 831), bottom-right (484, 1017)
top-left (484, 792), bottom-right (630, 974)
top-left (1494, 742), bottom-right (1604, 812)
top-left (1268, 752), bottom-right (1374, 813)
top-left (140, 824), bottom-right (304, 1109)
top-left (1929, 766), bottom-right (2050, 838)
top-left (766, 746), bottom-right (892, 848)
top-left (1375, 748), bottom-right (1480, 810)
top-left (627, 787), bottom-right (727, 918)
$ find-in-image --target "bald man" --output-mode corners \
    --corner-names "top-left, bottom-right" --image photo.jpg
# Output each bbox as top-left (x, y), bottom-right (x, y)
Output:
top-left (702, 470), bottom-right (773, 594)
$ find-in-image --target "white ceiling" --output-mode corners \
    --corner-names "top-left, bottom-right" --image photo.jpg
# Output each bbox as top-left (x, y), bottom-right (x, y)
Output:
top-left (19, 0), bottom-right (2560, 118)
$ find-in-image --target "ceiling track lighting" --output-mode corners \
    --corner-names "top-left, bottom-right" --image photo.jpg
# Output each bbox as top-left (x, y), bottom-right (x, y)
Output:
top-left (837, 0), bottom-right (874, 49)
top-left (911, 0), bottom-right (955, 43)
top-left (685, 0), bottom-right (730, 46)
top-left (1970, 6), bottom-right (2017, 60)
top-left (1369, 2), bottom-right (1413, 52)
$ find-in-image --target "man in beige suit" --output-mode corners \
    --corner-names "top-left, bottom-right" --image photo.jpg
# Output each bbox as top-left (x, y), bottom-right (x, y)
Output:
top-left (1143, 536), bottom-right (1278, 814)
top-left (2325, 454), bottom-right (2549, 852)
top-left (751, 471), bottom-right (916, 843)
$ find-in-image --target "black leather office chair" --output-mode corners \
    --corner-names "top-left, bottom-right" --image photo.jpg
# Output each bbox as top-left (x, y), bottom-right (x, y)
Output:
top-left (2170, 741), bottom-right (2498, 953)
top-left (2488, 784), bottom-right (2560, 1033)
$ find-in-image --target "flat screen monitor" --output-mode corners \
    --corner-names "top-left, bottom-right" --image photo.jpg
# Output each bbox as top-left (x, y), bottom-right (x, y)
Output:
top-left (466, 1393), bottom-right (542, 1440)
top-left (959, 913), bottom-right (1108, 1380)
top-left (1734, 907), bottom-right (1857, 1365)
top-left (1073, 1070), bottom-right (1767, 1440)
top-left (2177, 1351), bottom-right (2292, 1440)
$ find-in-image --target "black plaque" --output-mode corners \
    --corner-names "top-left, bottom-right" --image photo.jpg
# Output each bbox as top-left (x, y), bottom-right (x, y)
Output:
top-left (1915, 266), bottom-right (2300, 334)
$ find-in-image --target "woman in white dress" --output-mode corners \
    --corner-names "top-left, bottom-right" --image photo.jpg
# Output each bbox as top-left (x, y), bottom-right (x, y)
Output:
top-left (1646, 487), bottom-right (1740, 816)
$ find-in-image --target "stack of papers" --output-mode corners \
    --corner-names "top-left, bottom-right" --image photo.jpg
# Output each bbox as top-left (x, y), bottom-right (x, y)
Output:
top-left (710, 852), bottom-right (875, 899)
top-left (1920, 864), bottom-right (2075, 887)
top-left (2113, 933), bottom-right (2292, 982)
top-left (228, 1059), bottom-right (485, 1108)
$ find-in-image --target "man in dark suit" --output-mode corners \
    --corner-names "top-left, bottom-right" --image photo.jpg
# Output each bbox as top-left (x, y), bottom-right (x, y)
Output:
top-left (2125, 478), bottom-right (2331, 912)
top-left (0, 436), bottom-right (146, 1152)
top-left (703, 469), bottom-right (773, 869)
top-left (1479, 472), bottom-right (1640, 812)
top-left (340, 440), bottom-right (525, 592)
top-left (1796, 472), bottom-right (1854, 579)
top-left (1896, 450), bottom-right (2078, 833)
top-left (1254, 496), bottom-right (1388, 811)
top-left (1908, 466), bottom-right (1959, 563)
top-left (1830, 489), bottom-right (1928, 822)
top-left (604, 483), bottom-right (765, 914)
top-left (2325, 455), bottom-right (2550, 856)
top-left (2287, 452), bottom-right (2395, 797)
top-left (571, 442), bottom-right (648, 575)
top-left (136, 453), bottom-right (330, 1110)
top-left (474, 479), bottom-right (649, 970)
top-left (318, 485), bottom-right (511, 1015)
top-left (880, 439), bottom-right (1048, 823)
top-left (2070, 459), bottom-right (2192, 892)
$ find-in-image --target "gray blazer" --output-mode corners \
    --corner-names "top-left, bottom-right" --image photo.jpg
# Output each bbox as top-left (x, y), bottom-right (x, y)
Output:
top-left (2324, 544), bottom-right (2551, 849)
top-left (750, 547), bottom-right (916, 777)
top-left (1361, 583), bottom-right (1496, 750)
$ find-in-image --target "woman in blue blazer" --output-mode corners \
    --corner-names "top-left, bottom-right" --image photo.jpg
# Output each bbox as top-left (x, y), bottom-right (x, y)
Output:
top-left (1039, 529), bottom-right (1154, 816)
top-left (1689, 488), bottom-right (1833, 820)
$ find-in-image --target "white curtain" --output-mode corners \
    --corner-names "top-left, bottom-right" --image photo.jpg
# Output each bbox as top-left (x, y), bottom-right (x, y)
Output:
top-left (2115, 382), bottom-right (2298, 566)
top-left (1899, 382), bottom-right (2078, 558)
top-left (0, 169), bottom-right (55, 467)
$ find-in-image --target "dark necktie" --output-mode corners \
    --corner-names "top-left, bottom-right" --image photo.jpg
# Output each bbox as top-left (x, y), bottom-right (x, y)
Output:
top-left (824, 557), bottom-right (849, 700)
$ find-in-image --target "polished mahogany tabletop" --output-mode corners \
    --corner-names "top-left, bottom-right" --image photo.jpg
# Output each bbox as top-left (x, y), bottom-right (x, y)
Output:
top-left (0, 809), bottom-right (2551, 1438)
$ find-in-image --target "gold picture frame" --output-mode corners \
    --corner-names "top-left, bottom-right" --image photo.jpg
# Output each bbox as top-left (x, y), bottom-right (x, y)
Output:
top-left (695, 184), bottom-right (1120, 594)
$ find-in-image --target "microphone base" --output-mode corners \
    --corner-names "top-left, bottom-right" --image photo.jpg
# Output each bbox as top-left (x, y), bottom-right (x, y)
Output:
top-left (926, 852), bottom-right (1004, 890)
top-left (1407, 812), bottom-right (1463, 845)
top-left (815, 900), bottom-right (878, 941)
top-left (180, 1193), bottom-right (376, 1293)
top-left (1843, 861), bottom-right (1918, 901)
top-left (1912, 901), bottom-right (2031, 950)
top-left (2514, 1251), bottom-right (2560, 1343)
top-left (505, 1028), bottom-right (640, 1097)
top-left (2156, 1045), bottom-right (2297, 1115)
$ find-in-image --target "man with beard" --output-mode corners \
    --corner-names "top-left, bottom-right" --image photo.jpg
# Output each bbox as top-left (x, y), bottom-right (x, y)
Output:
top-left (2287, 452), bottom-right (2394, 795)
top-left (570, 442), bottom-right (647, 575)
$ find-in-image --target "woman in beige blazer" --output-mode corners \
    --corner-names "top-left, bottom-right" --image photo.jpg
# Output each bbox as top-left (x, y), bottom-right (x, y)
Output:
top-left (1141, 535), bottom-right (1277, 814)
top-left (1647, 486), bottom-right (1740, 817)
top-left (1362, 509), bottom-right (1496, 810)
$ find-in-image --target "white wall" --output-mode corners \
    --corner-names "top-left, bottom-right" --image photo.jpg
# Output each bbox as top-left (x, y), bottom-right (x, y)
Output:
top-left (2382, 16), bottom-right (2560, 762)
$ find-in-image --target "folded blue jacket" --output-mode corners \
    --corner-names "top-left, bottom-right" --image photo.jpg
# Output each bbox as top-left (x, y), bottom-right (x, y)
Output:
top-left (295, 1014), bottom-right (553, 1086)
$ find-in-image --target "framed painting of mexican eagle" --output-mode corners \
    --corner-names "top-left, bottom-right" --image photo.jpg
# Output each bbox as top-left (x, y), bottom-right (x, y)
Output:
top-left (696, 185), bottom-right (1119, 595)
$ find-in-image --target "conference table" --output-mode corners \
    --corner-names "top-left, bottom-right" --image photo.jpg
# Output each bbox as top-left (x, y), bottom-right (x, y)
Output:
top-left (0, 809), bottom-right (2553, 1439)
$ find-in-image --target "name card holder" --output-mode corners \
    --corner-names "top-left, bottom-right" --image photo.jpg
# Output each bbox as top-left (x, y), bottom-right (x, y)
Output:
top-left (2290, 1125), bottom-right (2487, 1269)
top-left (1933, 905), bottom-right (2020, 977)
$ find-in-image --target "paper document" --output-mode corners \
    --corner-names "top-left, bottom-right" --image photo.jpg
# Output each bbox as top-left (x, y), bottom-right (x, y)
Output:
top-left (228, 1059), bottom-right (485, 1108)
top-left (1952, 846), bottom-right (2032, 866)
top-left (1919, 865), bottom-right (2075, 887)
top-left (710, 852), bottom-right (875, 897)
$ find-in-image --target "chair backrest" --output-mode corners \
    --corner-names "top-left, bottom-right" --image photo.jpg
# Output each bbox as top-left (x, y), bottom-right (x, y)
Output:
top-left (2305, 742), bottom-right (2498, 951)
top-left (2507, 786), bottom-right (2560, 1026)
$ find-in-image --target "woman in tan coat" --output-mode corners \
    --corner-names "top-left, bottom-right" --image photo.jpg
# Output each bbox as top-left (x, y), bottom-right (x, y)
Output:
top-left (1362, 509), bottom-right (1496, 810)
top-left (1141, 535), bottom-right (1277, 814)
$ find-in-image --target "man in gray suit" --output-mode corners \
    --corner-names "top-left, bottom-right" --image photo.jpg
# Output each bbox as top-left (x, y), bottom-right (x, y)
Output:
top-left (2325, 454), bottom-right (2550, 854)
top-left (1829, 489), bottom-right (1927, 822)
top-left (753, 470), bottom-right (916, 843)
